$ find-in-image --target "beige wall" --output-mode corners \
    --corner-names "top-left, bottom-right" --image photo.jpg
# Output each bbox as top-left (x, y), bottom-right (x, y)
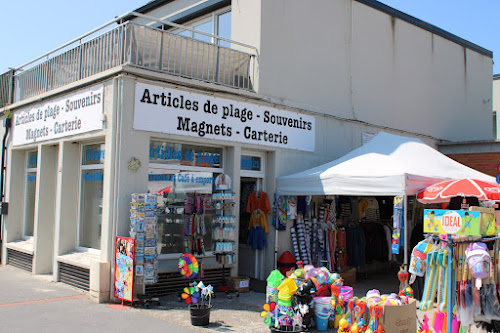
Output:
top-left (232, 0), bottom-right (493, 143)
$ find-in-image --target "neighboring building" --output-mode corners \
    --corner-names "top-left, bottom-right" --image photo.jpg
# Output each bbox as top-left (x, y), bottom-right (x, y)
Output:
top-left (0, 0), bottom-right (493, 302)
top-left (439, 141), bottom-right (500, 178)
top-left (494, 74), bottom-right (500, 139)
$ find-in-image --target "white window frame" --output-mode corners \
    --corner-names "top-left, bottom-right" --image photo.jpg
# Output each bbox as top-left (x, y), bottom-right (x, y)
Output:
top-left (171, 7), bottom-right (231, 46)
top-left (76, 143), bottom-right (104, 255)
top-left (23, 150), bottom-right (38, 240)
top-left (149, 142), bottom-right (225, 259)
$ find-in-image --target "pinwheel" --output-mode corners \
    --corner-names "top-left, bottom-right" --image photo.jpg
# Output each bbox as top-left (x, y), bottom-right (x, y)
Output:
top-left (202, 284), bottom-right (214, 297)
top-left (260, 302), bottom-right (277, 326)
top-left (202, 284), bottom-right (214, 307)
top-left (181, 286), bottom-right (200, 304)
top-left (178, 253), bottom-right (199, 279)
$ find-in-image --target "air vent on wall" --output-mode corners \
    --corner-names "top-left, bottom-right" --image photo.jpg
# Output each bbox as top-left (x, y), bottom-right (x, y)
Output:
top-left (7, 249), bottom-right (33, 272)
top-left (145, 267), bottom-right (230, 297)
top-left (58, 262), bottom-right (90, 291)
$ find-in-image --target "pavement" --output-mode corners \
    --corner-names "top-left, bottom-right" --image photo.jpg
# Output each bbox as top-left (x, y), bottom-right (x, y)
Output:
top-left (0, 264), bottom-right (489, 333)
top-left (0, 265), bottom-right (196, 333)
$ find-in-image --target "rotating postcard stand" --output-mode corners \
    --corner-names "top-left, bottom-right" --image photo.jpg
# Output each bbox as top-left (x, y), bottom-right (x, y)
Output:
top-left (129, 193), bottom-right (161, 307)
top-left (212, 174), bottom-right (239, 298)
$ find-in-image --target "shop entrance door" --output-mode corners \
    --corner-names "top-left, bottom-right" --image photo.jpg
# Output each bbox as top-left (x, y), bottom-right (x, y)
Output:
top-left (238, 177), bottom-right (265, 279)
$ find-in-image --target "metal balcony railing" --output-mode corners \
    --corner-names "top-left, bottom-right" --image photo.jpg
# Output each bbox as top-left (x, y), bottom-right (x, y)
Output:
top-left (0, 16), bottom-right (257, 108)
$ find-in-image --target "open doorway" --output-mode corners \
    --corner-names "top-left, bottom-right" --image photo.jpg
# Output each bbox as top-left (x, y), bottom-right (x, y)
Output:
top-left (238, 177), bottom-right (265, 279)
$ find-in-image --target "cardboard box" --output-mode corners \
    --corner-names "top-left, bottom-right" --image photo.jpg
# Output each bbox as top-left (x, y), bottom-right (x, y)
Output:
top-left (227, 276), bottom-right (250, 292)
top-left (381, 298), bottom-right (416, 333)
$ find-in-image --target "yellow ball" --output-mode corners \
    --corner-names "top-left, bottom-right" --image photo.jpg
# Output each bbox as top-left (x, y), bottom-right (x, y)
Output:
top-left (339, 318), bottom-right (349, 329)
top-left (350, 323), bottom-right (359, 333)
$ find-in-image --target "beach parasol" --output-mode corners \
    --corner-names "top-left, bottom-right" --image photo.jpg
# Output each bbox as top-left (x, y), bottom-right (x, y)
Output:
top-left (417, 179), bottom-right (500, 204)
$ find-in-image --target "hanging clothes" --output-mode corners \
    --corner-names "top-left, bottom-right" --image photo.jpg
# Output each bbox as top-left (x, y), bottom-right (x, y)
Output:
top-left (365, 197), bottom-right (380, 220)
top-left (247, 225), bottom-right (267, 250)
top-left (345, 224), bottom-right (365, 268)
top-left (246, 191), bottom-right (271, 215)
top-left (248, 209), bottom-right (268, 233)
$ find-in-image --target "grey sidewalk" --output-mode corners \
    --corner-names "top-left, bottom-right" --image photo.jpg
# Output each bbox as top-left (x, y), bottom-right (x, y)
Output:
top-left (0, 265), bottom-right (197, 333)
top-left (0, 264), bottom-right (488, 333)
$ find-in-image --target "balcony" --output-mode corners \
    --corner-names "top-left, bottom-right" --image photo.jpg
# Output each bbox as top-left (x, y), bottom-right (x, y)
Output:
top-left (0, 19), bottom-right (257, 108)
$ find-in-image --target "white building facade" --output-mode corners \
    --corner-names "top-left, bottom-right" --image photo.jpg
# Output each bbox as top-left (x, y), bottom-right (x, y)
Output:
top-left (0, 0), bottom-right (493, 302)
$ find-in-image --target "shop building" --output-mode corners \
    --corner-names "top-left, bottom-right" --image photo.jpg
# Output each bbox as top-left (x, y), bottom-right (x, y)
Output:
top-left (0, 0), bottom-right (493, 302)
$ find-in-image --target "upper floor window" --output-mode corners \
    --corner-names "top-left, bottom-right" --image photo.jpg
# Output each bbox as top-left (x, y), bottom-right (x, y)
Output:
top-left (174, 9), bottom-right (231, 47)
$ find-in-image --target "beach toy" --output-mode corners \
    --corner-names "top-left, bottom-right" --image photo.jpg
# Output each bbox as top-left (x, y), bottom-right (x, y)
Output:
top-left (181, 285), bottom-right (200, 304)
top-left (338, 318), bottom-right (349, 333)
top-left (466, 242), bottom-right (490, 289)
top-left (294, 268), bottom-right (305, 279)
top-left (266, 286), bottom-right (278, 303)
top-left (331, 285), bottom-right (343, 328)
top-left (296, 278), bottom-right (315, 296)
top-left (267, 269), bottom-right (285, 288)
top-left (418, 314), bottom-right (430, 333)
top-left (420, 250), bottom-right (439, 310)
top-left (369, 304), bottom-right (384, 333)
top-left (366, 289), bottom-right (382, 307)
top-left (432, 310), bottom-right (445, 333)
top-left (439, 249), bottom-right (450, 313)
top-left (261, 302), bottom-right (277, 326)
top-left (354, 299), bottom-right (368, 332)
top-left (316, 267), bottom-right (331, 285)
top-left (304, 265), bottom-right (318, 279)
top-left (178, 253), bottom-right (199, 279)
top-left (340, 286), bottom-right (354, 303)
top-left (278, 277), bottom-right (298, 297)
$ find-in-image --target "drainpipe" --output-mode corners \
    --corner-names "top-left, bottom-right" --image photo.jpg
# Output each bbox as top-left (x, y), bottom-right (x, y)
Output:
top-left (0, 116), bottom-right (12, 260)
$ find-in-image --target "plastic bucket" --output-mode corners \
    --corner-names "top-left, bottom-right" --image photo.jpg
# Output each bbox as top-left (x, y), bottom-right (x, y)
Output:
top-left (340, 286), bottom-right (353, 302)
top-left (190, 305), bottom-right (211, 326)
top-left (314, 296), bottom-right (332, 317)
top-left (266, 286), bottom-right (278, 303)
top-left (278, 294), bottom-right (292, 307)
top-left (316, 312), bottom-right (330, 331)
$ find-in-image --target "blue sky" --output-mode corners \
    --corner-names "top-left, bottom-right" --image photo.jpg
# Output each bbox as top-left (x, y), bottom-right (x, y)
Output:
top-left (1, 0), bottom-right (499, 74)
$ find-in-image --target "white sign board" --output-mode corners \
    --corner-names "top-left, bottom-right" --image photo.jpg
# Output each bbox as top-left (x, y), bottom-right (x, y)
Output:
top-left (134, 83), bottom-right (315, 152)
top-left (12, 85), bottom-right (104, 146)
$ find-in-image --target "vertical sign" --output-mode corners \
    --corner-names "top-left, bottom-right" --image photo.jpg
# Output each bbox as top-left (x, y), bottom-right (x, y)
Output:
top-left (114, 236), bottom-right (135, 302)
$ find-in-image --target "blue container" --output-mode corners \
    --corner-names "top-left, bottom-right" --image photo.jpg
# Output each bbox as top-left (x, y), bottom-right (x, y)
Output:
top-left (315, 313), bottom-right (329, 331)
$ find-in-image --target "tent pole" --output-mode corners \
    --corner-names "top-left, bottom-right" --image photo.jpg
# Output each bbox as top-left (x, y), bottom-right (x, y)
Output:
top-left (274, 229), bottom-right (278, 269)
top-left (403, 194), bottom-right (408, 267)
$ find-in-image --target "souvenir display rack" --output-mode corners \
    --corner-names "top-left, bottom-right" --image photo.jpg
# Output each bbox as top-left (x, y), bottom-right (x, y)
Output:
top-left (212, 189), bottom-right (236, 264)
top-left (130, 193), bottom-right (159, 285)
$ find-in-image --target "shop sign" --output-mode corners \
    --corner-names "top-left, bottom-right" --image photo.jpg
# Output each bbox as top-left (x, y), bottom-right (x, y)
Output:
top-left (148, 171), bottom-right (214, 195)
top-left (241, 155), bottom-right (261, 171)
top-left (149, 140), bottom-right (222, 168)
top-left (12, 85), bottom-right (104, 146)
top-left (134, 83), bottom-right (315, 152)
top-left (423, 209), bottom-right (481, 236)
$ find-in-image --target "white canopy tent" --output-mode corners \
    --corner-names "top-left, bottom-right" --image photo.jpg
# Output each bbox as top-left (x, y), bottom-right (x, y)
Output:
top-left (276, 132), bottom-right (497, 265)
